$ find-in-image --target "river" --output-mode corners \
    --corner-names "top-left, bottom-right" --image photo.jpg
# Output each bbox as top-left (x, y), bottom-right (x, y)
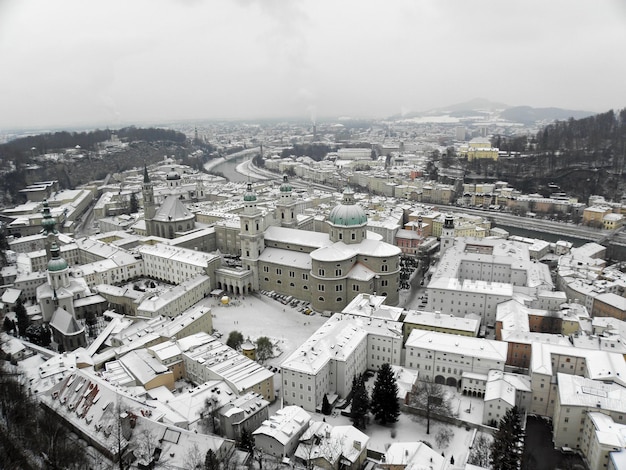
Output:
top-left (205, 154), bottom-right (253, 182)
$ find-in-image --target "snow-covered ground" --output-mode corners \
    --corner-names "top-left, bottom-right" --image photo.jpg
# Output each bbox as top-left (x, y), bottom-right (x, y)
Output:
top-left (207, 293), bottom-right (328, 368)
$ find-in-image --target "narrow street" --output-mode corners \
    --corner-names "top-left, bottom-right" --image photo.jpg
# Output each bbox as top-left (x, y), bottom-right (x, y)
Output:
top-left (400, 259), bottom-right (428, 310)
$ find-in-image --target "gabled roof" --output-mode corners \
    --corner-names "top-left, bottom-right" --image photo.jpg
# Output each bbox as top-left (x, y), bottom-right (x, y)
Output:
top-left (153, 195), bottom-right (194, 222)
top-left (50, 308), bottom-right (84, 335)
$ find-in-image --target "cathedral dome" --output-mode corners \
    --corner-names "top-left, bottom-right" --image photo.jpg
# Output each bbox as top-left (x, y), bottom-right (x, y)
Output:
top-left (328, 188), bottom-right (367, 226)
top-left (166, 169), bottom-right (181, 181)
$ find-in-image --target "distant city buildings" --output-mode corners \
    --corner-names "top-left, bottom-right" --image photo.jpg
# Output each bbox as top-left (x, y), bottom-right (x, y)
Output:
top-left (5, 124), bottom-right (626, 470)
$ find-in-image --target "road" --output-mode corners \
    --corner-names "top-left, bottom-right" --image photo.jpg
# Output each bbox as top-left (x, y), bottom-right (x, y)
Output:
top-left (241, 159), bottom-right (339, 193)
top-left (432, 205), bottom-right (609, 243)
top-left (399, 259), bottom-right (429, 309)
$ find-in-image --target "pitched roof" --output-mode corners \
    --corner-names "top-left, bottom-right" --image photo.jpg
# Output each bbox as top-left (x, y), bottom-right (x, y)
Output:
top-left (153, 195), bottom-right (194, 222)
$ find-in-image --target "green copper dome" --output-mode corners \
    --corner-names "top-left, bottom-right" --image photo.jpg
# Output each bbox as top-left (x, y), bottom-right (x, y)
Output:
top-left (47, 243), bottom-right (68, 272)
top-left (279, 175), bottom-right (292, 192)
top-left (328, 188), bottom-right (367, 226)
top-left (41, 200), bottom-right (57, 234)
top-left (243, 182), bottom-right (257, 202)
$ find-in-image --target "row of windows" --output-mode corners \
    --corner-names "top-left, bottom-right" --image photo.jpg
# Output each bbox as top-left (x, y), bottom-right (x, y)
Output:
top-left (317, 296), bottom-right (343, 303)
top-left (262, 266), bottom-right (308, 280)
top-left (317, 284), bottom-right (344, 292)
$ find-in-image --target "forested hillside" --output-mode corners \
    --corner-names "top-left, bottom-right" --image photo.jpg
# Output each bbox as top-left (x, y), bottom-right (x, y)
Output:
top-left (0, 127), bottom-right (206, 206)
top-left (468, 109), bottom-right (626, 201)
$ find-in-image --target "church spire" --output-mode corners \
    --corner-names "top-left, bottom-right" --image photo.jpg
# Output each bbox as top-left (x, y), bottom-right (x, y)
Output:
top-left (41, 199), bottom-right (57, 235)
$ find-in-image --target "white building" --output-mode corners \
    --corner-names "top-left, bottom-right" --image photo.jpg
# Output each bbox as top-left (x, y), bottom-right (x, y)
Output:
top-left (281, 312), bottom-right (403, 412)
top-left (294, 421), bottom-right (369, 470)
top-left (427, 237), bottom-right (552, 325)
top-left (529, 343), bottom-right (626, 418)
top-left (136, 274), bottom-right (211, 318)
top-left (554, 373), bottom-right (626, 453)
top-left (482, 370), bottom-right (531, 426)
top-left (180, 332), bottom-right (275, 401)
top-left (139, 243), bottom-right (221, 286)
top-left (252, 406), bottom-right (311, 459)
top-left (405, 329), bottom-right (507, 387)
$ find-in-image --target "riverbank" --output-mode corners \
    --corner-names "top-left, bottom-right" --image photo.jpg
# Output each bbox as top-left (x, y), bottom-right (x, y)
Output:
top-left (204, 148), bottom-right (265, 182)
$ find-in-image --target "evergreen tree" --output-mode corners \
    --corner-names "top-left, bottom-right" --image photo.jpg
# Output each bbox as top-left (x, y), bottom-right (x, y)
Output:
top-left (204, 449), bottom-right (219, 470)
top-left (321, 394), bottom-right (332, 415)
top-left (15, 298), bottom-right (28, 337)
top-left (3, 316), bottom-right (13, 333)
top-left (129, 192), bottom-right (139, 214)
top-left (0, 227), bottom-right (8, 267)
top-left (350, 374), bottom-right (369, 429)
top-left (490, 406), bottom-right (524, 470)
top-left (370, 363), bottom-right (400, 425)
top-left (240, 428), bottom-right (254, 453)
top-left (226, 330), bottom-right (244, 350)
top-left (41, 325), bottom-right (51, 346)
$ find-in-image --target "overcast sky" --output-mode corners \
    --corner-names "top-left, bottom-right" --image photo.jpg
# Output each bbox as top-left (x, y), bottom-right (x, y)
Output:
top-left (1, 0), bottom-right (625, 130)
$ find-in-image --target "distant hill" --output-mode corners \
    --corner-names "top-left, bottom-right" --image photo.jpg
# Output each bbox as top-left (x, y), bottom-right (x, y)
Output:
top-left (429, 97), bottom-right (509, 114)
top-left (500, 106), bottom-right (595, 124)
top-left (390, 98), bottom-right (595, 125)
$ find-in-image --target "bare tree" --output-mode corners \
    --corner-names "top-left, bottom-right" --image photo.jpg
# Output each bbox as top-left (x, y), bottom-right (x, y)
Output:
top-left (409, 380), bottom-right (454, 434)
top-left (101, 398), bottom-right (134, 470)
top-left (37, 408), bottom-right (88, 470)
top-left (182, 443), bottom-right (204, 470)
top-left (255, 336), bottom-right (274, 364)
top-left (435, 426), bottom-right (454, 449)
top-left (133, 426), bottom-right (170, 469)
top-left (201, 394), bottom-right (221, 435)
top-left (219, 445), bottom-right (239, 470)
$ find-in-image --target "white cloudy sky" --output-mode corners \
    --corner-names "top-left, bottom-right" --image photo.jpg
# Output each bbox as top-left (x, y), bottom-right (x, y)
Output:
top-left (1, 0), bottom-right (625, 129)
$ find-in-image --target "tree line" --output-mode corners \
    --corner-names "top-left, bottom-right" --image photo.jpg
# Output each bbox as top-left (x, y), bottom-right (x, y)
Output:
top-left (280, 143), bottom-right (334, 162)
top-left (0, 349), bottom-right (87, 468)
top-left (1, 126), bottom-right (187, 157)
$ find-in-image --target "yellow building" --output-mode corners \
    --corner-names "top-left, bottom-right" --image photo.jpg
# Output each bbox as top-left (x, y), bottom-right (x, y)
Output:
top-left (459, 138), bottom-right (499, 161)
top-left (430, 213), bottom-right (490, 238)
top-left (582, 206), bottom-right (612, 228)
top-left (403, 310), bottom-right (480, 342)
top-left (603, 213), bottom-right (624, 231)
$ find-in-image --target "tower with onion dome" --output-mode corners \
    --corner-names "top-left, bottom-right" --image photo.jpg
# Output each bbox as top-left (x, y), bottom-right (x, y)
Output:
top-left (40, 199), bottom-right (58, 258)
top-left (142, 165), bottom-right (156, 236)
top-left (239, 182), bottom-right (264, 291)
top-left (276, 174), bottom-right (297, 228)
top-left (440, 214), bottom-right (455, 254)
